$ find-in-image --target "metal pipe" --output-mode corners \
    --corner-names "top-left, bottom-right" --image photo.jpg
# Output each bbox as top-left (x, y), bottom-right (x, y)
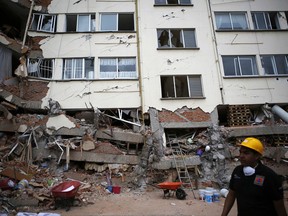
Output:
top-left (135, 0), bottom-right (145, 123)
top-left (22, 0), bottom-right (35, 50)
top-left (206, 0), bottom-right (225, 104)
top-left (271, 105), bottom-right (288, 123)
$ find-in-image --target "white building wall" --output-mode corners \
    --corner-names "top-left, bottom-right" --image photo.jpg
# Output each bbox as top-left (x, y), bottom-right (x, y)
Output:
top-left (28, 0), bottom-right (141, 110)
top-left (210, 0), bottom-right (288, 105)
top-left (138, 0), bottom-right (223, 113)
top-left (27, 0), bottom-right (288, 112)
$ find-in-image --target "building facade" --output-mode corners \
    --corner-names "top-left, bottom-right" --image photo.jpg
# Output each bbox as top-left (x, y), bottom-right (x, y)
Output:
top-left (0, 0), bottom-right (288, 135)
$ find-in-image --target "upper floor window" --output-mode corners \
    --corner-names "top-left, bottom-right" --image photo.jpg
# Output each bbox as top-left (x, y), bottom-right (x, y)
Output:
top-left (30, 14), bottom-right (56, 32)
top-left (157, 29), bottom-right (196, 48)
top-left (215, 12), bottom-right (248, 30)
top-left (161, 75), bottom-right (203, 98)
top-left (63, 58), bottom-right (94, 79)
top-left (66, 14), bottom-right (95, 32)
top-left (27, 58), bottom-right (54, 79)
top-left (252, 12), bottom-right (280, 30)
top-left (222, 56), bottom-right (258, 76)
top-left (155, 0), bottom-right (192, 5)
top-left (100, 13), bottom-right (134, 31)
top-left (261, 55), bottom-right (288, 75)
top-left (100, 57), bottom-right (137, 79)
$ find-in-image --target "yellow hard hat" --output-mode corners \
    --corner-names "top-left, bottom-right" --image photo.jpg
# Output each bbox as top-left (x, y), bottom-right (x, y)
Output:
top-left (239, 137), bottom-right (264, 155)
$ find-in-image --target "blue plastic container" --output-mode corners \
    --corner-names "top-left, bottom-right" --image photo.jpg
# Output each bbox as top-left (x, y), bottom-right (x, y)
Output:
top-left (106, 185), bottom-right (113, 192)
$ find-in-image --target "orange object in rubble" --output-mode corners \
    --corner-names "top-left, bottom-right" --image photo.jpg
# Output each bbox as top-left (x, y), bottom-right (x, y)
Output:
top-left (157, 182), bottom-right (182, 190)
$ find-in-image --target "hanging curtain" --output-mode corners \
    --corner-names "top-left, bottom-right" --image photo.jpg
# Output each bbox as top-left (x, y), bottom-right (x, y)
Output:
top-left (0, 45), bottom-right (12, 82)
top-left (100, 58), bottom-right (117, 78)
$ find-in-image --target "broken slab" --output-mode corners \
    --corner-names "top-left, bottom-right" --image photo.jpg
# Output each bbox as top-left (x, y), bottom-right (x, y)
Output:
top-left (83, 140), bottom-right (95, 151)
top-left (1, 166), bottom-right (33, 181)
top-left (152, 155), bottom-right (201, 170)
top-left (46, 114), bottom-right (76, 130)
top-left (161, 121), bottom-right (212, 128)
top-left (33, 147), bottom-right (139, 164)
top-left (0, 104), bottom-right (13, 119)
top-left (54, 127), bottom-right (85, 136)
top-left (10, 196), bottom-right (39, 207)
top-left (96, 128), bottom-right (144, 143)
top-left (227, 125), bottom-right (288, 137)
top-left (0, 119), bottom-right (19, 132)
top-left (0, 89), bottom-right (42, 109)
top-left (63, 151), bottom-right (139, 164)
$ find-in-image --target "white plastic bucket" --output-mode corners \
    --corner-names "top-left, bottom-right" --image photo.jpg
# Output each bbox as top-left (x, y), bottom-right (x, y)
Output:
top-left (198, 189), bottom-right (205, 201)
top-left (220, 188), bottom-right (229, 198)
top-left (213, 191), bottom-right (220, 202)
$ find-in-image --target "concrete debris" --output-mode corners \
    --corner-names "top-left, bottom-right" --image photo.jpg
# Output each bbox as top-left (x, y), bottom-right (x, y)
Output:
top-left (0, 104), bottom-right (13, 120)
top-left (0, 106), bottom-right (287, 213)
top-left (47, 99), bottom-right (62, 115)
top-left (46, 114), bottom-right (75, 132)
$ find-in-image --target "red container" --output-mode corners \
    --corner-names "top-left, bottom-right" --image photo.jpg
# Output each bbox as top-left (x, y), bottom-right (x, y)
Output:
top-left (0, 178), bottom-right (16, 190)
top-left (51, 180), bottom-right (81, 199)
top-left (112, 186), bottom-right (121, 194)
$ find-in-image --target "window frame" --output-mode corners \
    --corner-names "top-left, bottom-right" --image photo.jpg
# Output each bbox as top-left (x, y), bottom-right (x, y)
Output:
top-left (154, 0), bottom-right (192, 5)
top-left (222, 55), bottom-right (258, 77)
top-left (161, 75), bottom-right (203, 99)
top-left (99, 57), bottom-right (137, 79)
top-left (215, 12), bottom-right (249, 30)
top-left (27, 58), bottom-right (54, 79)
top-left (66, 14), bottom-right (96, 32)
top-left (252, 12), bottom-right (281, 30)
top-left (157, 29), bottom-right (197, 49)
top-left (100, 13), bottom-right (135, 31)
top-left (261, 55), bottom-right (288, 75)
top-left (63, 58), bottom-right (95, 80)
top-left (30, 13), bottom-right (56, 32)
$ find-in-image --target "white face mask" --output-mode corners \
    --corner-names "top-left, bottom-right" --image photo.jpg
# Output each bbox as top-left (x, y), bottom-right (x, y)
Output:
top-left (243, 166), bottom-right (255, 176)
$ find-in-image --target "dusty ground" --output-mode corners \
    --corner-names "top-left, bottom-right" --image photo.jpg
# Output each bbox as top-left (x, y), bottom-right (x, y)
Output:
top-left (47, 189), bottom-right (237, 216)
top-left (31, 188), bottom-right (288, 216)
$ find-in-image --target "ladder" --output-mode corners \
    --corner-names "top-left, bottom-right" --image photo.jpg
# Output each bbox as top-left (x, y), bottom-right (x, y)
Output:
top-left (167, 134), bottom-right (196, 198)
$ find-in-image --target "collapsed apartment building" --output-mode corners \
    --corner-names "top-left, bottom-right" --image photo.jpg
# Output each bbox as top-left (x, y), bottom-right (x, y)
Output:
top-left (0, 0), bottom-right (288, 205)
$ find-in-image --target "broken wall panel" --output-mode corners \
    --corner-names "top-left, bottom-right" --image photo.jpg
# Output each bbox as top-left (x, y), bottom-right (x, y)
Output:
top-left (158, 107), bottom-right (212, 128)
top-left (96, 129), bottom-right (144, 144)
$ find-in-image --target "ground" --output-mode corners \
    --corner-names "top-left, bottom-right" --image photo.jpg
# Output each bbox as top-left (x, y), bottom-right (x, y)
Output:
top-left (17, 188), bottom-right (288, 216)
top-left (44, 189), bottom-right (238, 216)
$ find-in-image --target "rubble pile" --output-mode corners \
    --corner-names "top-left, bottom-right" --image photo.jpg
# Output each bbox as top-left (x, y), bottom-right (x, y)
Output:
top-left (0, 158), bottom-right (138, 214)
top-left (0, 103), bottom-right (287, 214)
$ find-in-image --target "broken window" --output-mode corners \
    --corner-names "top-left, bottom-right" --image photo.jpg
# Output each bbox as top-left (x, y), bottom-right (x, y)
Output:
top-left (157, 29), bottom-right (196, 48)
top-left (63, 58), bottom-right (94, 79)
top-left (252, 12), bottom-right (281, 30)
top-left (261, 55), bottom-right (288, 75)
top-left (161, 75), bottom-right (203, 98)
top-left (155, 0), bottom-right (192, 5)
top-left (30, 14), bottom-right (56, 32)
top-left (27, 58), bottom-right (54, 79)
top-left (66, 14), bottom-right (96, 32)
top-left (100, 13), bottom-right (134, 31)
top-left (215, 12), bottom-right (248, 30)
top-left (100, 57), bottom-right (137, 79)
top-left (222, 56), bottom-right (258, 76)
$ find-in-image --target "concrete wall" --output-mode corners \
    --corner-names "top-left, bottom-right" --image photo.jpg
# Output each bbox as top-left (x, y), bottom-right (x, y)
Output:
top-left (210, 0), bottom-right (288, 105)
top-left (26, 0), bottom-right (288, 112)
top-left (138, 0), bottom-right (223, 113)
top-left (28, 0), bottom-right (141, 109)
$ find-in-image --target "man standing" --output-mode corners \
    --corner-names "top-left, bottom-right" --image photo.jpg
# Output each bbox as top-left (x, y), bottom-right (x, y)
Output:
top-left (221, 137), bottom-right (287, 216)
